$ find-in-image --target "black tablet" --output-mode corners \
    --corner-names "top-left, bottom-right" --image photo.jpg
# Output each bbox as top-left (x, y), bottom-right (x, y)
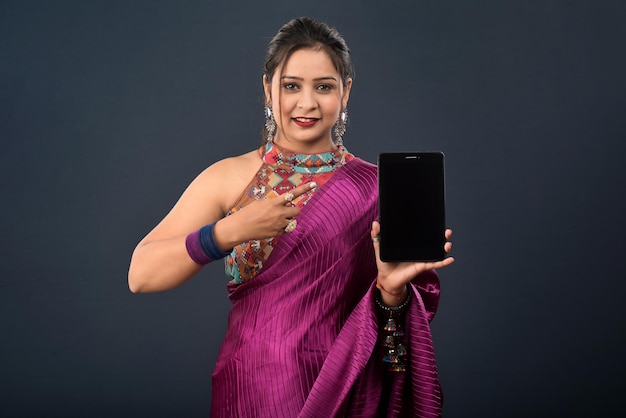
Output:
top-left (378, 152), bottom-right (446, 262)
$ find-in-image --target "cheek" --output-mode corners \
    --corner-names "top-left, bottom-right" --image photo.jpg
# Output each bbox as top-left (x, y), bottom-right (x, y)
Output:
top-left (272, 89), bottom-right (294, 113)
top-left (322, 99), bottom-right (342, 117)
top-left (271, 97), bottom-right (294, 127)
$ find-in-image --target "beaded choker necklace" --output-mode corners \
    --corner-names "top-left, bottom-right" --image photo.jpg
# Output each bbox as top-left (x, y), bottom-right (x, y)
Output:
top-left (262, 141), bottom-right (348, 175)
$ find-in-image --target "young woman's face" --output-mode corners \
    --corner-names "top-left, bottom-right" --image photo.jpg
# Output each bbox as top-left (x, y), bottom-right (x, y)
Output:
top-left (264, 48), bottom-right (351, 153)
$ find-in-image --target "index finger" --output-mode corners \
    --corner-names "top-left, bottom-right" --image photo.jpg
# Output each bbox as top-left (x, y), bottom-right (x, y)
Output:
top-left (279, 181), bottom-right (317, 204)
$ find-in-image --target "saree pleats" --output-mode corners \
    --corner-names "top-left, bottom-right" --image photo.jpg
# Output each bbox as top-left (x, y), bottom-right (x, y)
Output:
top-left (210, 159), bottom-right (442, 417)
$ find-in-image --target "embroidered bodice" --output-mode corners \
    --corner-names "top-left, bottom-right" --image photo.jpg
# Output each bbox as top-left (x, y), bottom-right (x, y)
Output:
top-left (224, 141), bottom-right (354, 284)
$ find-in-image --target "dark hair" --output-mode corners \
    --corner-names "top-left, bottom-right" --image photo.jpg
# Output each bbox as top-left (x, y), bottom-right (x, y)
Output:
top-left (264, 17), bottom-right (353, 87)
top-left (262, 17), bottom-right (353, 143)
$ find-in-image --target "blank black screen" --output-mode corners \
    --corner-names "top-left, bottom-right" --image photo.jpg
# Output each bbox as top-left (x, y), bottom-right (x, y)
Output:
top-left (378, 152), bottom-right (446, 261)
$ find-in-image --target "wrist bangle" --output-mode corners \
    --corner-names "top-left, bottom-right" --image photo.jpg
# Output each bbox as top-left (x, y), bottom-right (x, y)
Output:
top-left (376, 281), bottom-right (407, 301)
top-left (375, 287), bottom-right (411, 312)
top-left (185, 222), bottom-right (231, 265)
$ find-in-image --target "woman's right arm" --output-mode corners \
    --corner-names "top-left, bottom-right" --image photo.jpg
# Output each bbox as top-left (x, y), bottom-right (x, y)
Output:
top-left (127, 159), bottom-right (238, 293)
top-left (128, 152), bottom-right (313, 293)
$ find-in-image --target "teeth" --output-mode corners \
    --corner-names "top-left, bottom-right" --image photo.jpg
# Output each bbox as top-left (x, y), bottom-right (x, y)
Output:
top-left (295, 118), bottom-right (316, 122)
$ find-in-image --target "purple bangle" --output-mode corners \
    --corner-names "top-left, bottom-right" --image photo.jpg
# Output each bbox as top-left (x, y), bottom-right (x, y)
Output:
top-left (185, 222), bottom-right (230, 265)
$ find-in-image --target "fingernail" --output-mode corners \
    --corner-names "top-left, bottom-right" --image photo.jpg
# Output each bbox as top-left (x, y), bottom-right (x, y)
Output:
top-left (309, 182), bottom-right (317, 189)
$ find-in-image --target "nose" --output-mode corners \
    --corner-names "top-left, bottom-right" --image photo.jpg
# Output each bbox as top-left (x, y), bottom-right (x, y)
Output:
top-left (297, 87), bottom-right (317, 110)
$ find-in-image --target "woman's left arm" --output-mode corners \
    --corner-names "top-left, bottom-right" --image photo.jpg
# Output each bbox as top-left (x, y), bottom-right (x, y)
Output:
top-left (370, 221), bottom-right (454, 307)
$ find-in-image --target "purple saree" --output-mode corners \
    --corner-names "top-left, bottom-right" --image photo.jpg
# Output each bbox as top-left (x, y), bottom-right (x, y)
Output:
top-left (211, 159), bottom-right (442, 417)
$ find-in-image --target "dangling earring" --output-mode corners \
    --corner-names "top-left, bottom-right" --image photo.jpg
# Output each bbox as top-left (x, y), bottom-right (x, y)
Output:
top-left (333, 108), bottom-right (348, 146)
top-left (264, 104), bottom-right (276, 143)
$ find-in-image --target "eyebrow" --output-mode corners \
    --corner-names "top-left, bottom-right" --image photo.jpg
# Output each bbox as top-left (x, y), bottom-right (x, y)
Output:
top-left (281, 75), bottom-right (338, 82)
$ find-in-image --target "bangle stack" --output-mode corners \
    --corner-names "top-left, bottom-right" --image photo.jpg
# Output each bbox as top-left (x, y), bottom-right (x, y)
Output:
top-left (185, 222), bottom-right (231, 265)
top-left (375, 286), bottom-right (411, 372)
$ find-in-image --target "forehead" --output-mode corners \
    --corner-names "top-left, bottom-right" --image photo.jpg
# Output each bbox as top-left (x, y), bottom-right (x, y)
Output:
top-left (279, 48), bottom-right (339, 78)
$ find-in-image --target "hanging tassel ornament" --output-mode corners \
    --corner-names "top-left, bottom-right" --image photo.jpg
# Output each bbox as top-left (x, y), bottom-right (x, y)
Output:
top-left (383, 335), bottom-right (395, 348)
top-left (384, 317), bottom-right (397, 333)
top-left (383, 347), bottom-right (400, 365)
top-left (375, 287), bottom-right (411, 372)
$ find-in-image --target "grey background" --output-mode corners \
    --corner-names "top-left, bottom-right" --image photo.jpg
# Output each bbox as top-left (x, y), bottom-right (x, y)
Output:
top-left (2, 0), bottom-right (625, 416)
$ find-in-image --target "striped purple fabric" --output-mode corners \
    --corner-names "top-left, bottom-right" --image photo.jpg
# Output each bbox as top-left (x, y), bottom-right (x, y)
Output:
top-left (210, 159), bottom-right (442, 417)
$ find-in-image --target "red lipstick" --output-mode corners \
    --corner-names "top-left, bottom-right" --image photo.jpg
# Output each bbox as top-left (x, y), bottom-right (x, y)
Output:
top-left (293, 117), bottom-right (319, 128)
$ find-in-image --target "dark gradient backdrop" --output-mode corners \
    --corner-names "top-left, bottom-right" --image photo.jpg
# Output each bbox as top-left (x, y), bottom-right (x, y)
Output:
top-left (2, 1), bottom-right (625, 417)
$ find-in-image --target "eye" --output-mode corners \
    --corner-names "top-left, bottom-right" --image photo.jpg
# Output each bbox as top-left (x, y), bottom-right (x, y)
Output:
top-left (317, 84), bottom-right (333, 91)
top-left (283, 83), bottom-right (299, 90)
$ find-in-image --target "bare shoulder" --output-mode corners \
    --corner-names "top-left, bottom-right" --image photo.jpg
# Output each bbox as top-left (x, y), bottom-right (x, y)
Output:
top-left (207, 149), bottom-right (262, 180)
top-left (138, 148), bottom-right (263, 245)
top-left (193, 148), bottom-right (263, 212)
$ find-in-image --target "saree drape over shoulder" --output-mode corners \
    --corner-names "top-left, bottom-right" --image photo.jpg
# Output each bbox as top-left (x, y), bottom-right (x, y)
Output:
top-left (211, 158), bottom-right (443, 417)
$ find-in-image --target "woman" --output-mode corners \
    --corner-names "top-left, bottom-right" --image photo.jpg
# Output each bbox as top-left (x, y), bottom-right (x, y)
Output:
top-left (128, 17), bottom-right (454, 417)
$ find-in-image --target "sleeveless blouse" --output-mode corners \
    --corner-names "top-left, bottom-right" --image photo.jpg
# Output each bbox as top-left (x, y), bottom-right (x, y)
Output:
top-left (224, 141), bottom-right (354, 285)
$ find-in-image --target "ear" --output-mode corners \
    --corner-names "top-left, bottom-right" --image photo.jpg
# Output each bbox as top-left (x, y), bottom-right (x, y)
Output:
top-left (263, 75), bottom-right (272, 105)
top-left (342, 77), bottom-right (353, 109)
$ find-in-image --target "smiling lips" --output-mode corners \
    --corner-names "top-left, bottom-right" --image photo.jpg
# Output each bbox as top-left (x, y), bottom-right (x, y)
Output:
top-left (293, 117), bottom-right (319, 128)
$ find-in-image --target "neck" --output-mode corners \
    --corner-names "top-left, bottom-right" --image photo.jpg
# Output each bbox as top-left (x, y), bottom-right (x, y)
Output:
top-left (272, 137), bottom-right (337, 154)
